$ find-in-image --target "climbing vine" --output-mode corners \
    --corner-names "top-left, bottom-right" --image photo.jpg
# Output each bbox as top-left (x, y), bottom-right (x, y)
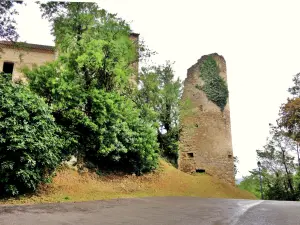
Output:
top-left (196, 55), bottom-right (228, 111)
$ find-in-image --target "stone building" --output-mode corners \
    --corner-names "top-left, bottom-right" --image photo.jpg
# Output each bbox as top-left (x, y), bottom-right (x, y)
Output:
top-left (178, 53), bottom-right (235, 185)
top-left (0, 41), bottom-right (56, 82)
top-left (0, 33), bottom-right (139, 81)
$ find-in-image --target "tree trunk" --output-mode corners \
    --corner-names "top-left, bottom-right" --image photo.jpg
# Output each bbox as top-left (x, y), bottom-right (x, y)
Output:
top-left (297, 143), bottom-right (300, 168)
top-left (281, 149), bottom-right (295, 198)
top-left (164, 103), bottom-right (171, 132)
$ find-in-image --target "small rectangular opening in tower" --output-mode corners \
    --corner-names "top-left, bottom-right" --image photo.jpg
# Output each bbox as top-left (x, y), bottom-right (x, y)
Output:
top-left (3, 62), bottom-right (14, 74)
top-left (228, 154), bottom-right (233, 159)
top-left (196, 169), bottom-right (205, 173)
top-left (187, 152), bottom-right (194, 158)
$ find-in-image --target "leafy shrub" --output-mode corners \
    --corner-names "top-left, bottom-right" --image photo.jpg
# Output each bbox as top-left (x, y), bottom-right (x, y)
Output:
top-left (87, 89), bottom-right (159, 174)
top-left (24, 62), bottom-right (91, 160)
top-left (238, 174), bottom-right (262, 199)
top-left (25, 63), bottom-right (159, 174)
top-left (0, 73), bottom-right (63, 196)
top-left (137, 63), bottom-right (182, 167)
top-left (197, 55), bottom-right (229, 111)
top-left (158, 128), bottom-right (179, 167)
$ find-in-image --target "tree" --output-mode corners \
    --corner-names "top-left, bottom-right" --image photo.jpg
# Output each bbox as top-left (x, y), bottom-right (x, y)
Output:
top-left (238, 170), bottom-right (265, 199)
top-left (272, 72), bottom-right (300, 200)
top-left (279, 98), bottom-right (300, 142)
top-left (136, 62), bottom-right (182, 166)
top-left (255, 124), bottom-right (298, 200)
top-left (24, 2), bottom-right (159, 174)
top-left (0, 0), bottom-right (22, 41)
top-left (234, 156), bottom-right (239, 177)
top-left (278, 73), bottom-right (300, 166)
top-left (39, 2), bottom-right (137, 92)
top-left (0, 73), bottom-right (63, 196)
top-left (241, 72), bottom-right (300, 201)
top-left (287, 73), bottom-right (300, 98)
top-left (85, 89), bottom-right (159, 174)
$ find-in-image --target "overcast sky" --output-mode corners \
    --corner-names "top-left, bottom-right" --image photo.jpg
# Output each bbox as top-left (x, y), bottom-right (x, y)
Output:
top-left (15, 0), bottom-right (300, 178)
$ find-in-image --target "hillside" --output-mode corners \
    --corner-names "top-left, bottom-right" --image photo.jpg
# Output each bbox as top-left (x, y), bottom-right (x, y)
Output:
top-left (0, 160), bottom-right (256, 205)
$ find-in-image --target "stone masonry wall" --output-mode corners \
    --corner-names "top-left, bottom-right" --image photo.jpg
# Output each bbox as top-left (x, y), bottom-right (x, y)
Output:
top-left (178, 53), bottom-right (235, 185)
top-left (0, 46), bottom-right (56, 82)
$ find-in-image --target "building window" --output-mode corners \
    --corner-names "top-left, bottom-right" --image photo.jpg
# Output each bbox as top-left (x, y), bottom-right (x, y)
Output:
top-left (187, 152), bottom-right (194, 158)
top-left (196, 169), bottom-right (205, 173)
top-left (3, 62), bottom-right (14, 74)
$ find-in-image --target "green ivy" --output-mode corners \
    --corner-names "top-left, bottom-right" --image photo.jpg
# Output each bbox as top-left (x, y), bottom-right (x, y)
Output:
top-left (196, 55), bottom-right (228, 111)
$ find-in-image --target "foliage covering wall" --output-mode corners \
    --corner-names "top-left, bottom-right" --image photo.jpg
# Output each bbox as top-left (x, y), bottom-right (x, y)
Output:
top-left (197, 56), bottom-right (228, 111)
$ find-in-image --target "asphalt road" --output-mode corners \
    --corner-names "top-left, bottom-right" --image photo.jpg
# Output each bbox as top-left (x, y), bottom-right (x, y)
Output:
top-left (0, 197), bottom-right (300, 225)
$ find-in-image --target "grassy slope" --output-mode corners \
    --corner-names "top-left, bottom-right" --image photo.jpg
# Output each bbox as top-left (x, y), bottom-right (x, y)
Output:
top-left (0, 160), bottom-right (256, 205)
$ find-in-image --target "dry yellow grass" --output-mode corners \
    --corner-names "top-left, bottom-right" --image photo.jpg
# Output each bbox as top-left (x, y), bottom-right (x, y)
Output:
top-left (0, 160), bottom-right (256, 205)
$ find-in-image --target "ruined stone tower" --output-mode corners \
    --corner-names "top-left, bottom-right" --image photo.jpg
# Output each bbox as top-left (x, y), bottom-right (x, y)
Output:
top-left (178, 53), bottom-right (235, 185)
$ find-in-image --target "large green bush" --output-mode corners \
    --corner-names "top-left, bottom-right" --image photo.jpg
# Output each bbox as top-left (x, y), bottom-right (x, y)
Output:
top-left (158, 128), bottom-right (179, 167)
top-left (87, 90), bottom-right (159, 174)
top-left (0, 73), bottom-right (63, 196)
top-left (25, 63), bottom-right (160, 174)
